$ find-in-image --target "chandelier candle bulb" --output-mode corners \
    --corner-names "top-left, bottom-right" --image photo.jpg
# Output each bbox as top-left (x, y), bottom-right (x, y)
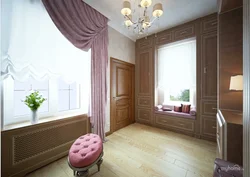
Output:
top-left (140, 0), bottom-right (152, 8)
top-left (143, 16), bottom-right (150, 29)
top-left (121, 1), bottom-right (131, 16)
top-left (153, 3), bottom-right (163, 17)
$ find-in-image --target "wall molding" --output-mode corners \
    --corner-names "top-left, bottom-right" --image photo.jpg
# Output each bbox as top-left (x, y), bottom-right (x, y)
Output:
top-left (243, 0), bottom-right (250, 176)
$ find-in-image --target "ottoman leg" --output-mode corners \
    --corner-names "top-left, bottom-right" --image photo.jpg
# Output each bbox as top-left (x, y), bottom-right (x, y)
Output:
top-left (97, 158), bottom-right (103, 171)
top-left (76, 170), bottom-right (89, 177)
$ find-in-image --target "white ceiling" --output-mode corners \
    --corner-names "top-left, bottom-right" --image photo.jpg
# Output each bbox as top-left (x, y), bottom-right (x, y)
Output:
top-left (84, 0), bottom-right (218, 41)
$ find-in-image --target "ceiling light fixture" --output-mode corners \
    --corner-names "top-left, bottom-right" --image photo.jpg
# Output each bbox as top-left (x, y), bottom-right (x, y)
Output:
top-left (121, 0), bottom-right (164, 36)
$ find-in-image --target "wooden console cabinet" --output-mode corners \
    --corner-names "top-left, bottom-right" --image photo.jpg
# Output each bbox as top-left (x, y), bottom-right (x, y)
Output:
top-left (216, 110), bottom-right (243, 165)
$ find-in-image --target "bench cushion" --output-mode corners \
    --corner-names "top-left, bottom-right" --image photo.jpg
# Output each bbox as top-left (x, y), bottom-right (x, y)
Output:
top-left (69, 133), bottom-right (103, 167)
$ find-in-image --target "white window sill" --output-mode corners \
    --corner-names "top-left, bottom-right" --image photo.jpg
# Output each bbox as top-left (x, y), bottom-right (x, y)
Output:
top-left (2, 112), bottom-right (88, 131)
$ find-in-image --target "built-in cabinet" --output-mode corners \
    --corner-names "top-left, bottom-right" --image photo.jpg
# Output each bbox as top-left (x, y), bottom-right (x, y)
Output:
top-left (200, 14), bottom-right (218, 141)
top-left (135, 14), bottom-right (218, 141)
top-left (135, 40), bottom-right (154, 125)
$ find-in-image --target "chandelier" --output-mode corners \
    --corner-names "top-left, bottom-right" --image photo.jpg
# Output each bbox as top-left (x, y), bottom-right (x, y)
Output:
top-left (121, 0), bottom-right (163, 36)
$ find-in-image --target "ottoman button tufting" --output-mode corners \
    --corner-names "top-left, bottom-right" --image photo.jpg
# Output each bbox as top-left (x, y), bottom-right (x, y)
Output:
top-left (68, 133), bottom-right (103, 175)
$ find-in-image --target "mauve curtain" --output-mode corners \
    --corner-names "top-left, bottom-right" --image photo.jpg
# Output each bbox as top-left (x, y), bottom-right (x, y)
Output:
top-left (42, 0), bottom-right (108, 140)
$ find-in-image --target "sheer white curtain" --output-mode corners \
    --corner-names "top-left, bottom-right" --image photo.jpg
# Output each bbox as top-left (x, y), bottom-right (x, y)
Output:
top-left (157, 39), bottom-right (196, 106)
top-left (1, 0), bottom-right (90, 84)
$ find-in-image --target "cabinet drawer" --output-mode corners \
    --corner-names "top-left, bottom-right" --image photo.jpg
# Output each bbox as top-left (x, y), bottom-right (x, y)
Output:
top-left (137, 97), bottom-right (151, 107)
top-left (156, 32), bottom-right (172, 45)
top-left (137, 109), bottom-right (151, 122)
top-left (137, 38), bottom-right (153, 50)
top-left (201, 16), bottom-right (217, 34)
top-left (202, 117), bottom-right (216, 137)
top-left (155, 115), bottom-right (195, 132)
top-left (202, 100), bottom-right (217, 116)
top-left (173, 24), bottom-right (195, 40)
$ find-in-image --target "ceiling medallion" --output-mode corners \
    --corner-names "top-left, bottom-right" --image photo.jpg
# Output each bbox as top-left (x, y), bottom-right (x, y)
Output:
top-left (121, 0), bottom-right (163, 37)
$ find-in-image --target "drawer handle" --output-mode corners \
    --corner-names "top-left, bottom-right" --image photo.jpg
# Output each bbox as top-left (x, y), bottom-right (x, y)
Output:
top-left (179, 123), bottom-right (184, 126)
top-left (180, 31), bottom-right (187, 35)
top-left (212, 108), bottom-right (217, 110)
top-left (162, 120), bottom-right (168, 123)
top-left (143, 114), bottom-right (147, 116)
top-left (144, 101), bottom-right (147, 103)
top-left (212, 126), bottom-right (216, 129)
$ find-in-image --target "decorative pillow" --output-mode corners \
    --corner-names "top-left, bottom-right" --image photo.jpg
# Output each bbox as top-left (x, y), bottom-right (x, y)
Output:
top-left (174, 106), bottom-right (182, 112)
top-left (181, 104), bottom-right (191, 113)
top-left (162, 106), bottom-right (172, 111)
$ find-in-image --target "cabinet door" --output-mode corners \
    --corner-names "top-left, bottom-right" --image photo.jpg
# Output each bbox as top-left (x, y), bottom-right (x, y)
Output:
top-left (201, 32), bottom-right (217, 100)
top-left (202, 116), bottom-right (217, 138)
top-left (136, 48), bottom-right (153, 97)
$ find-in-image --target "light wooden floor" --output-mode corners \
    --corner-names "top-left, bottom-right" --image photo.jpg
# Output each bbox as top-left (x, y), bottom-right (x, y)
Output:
top-left (26, 123), bottom-right (216, 177)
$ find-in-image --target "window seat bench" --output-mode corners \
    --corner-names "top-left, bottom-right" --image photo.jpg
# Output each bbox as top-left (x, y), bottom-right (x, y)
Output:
top-left (155, 110), bottom-right (196, 120)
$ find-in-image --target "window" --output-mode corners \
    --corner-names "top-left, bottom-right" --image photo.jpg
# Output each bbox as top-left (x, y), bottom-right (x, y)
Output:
top-left (14, 79), bottom-right (49, 117)
top-left (3, 77), bottom-right (89, 125)
top-left (1, 0), bottom-right (91, 126)
top-left (58, 79), bottom-right (80, 111)
top-left (157, 39), bottom-right (196, 106)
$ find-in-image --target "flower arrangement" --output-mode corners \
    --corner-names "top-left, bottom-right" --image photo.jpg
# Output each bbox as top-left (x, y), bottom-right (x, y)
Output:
top-left (23, 90), bottom-right (46, 111)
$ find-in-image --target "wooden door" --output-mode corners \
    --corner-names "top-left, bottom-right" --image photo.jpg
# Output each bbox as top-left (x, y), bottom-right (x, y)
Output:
top-left (201, 32), bottom-right (218, 100)
top-left (110, 58), bottom-right (135, 132)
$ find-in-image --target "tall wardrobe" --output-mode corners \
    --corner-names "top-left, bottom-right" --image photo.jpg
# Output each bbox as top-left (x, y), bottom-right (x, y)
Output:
top-left (135, 13), bottom-right (218, 141)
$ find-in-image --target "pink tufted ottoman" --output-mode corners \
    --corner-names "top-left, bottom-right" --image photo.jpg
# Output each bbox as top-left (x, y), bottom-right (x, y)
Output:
top-left (68, 133), bottom-right (103, 177)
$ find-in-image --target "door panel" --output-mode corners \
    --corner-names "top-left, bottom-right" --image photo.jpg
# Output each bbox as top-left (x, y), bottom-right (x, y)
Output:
top-left (201, 32), bottom-right (217, 100)
top-left (111, 58), bottom-right (135, 132)
top-left (137, 49), bottom-right (153, 96)
top-left (117, 67), bottom-right (130, 97)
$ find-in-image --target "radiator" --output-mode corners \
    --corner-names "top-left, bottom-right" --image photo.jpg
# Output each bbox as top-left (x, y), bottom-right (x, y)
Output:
top-left (1, 114), bottom-right (90, 177)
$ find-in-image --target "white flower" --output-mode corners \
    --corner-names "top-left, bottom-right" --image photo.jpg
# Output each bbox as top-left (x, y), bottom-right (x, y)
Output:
top-left (30, 104), bottom-right (34, 107)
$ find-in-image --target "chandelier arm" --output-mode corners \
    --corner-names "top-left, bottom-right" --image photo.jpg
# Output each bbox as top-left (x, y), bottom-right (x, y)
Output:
top-left (143, 7), bottom-right (147, 17)
top-left (150, 16), bottom-right (158, 24)
top-left (124, 15), bottom-right (137, 24)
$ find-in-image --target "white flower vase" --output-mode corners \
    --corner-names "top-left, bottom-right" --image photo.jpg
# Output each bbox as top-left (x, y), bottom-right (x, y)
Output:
top-left (31, 110), bottom-right (38, 124)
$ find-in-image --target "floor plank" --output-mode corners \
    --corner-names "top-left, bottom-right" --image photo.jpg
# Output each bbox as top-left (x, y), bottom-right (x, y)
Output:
top-left (26, 123), bottom-right (216, 177)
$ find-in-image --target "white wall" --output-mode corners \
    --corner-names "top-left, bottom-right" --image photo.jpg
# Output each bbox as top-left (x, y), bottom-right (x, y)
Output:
top-left (105, 26), bottom-right (135, 132)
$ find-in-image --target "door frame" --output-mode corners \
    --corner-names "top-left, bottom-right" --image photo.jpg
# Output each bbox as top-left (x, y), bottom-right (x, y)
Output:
top-left (243, 0), bottom-right (250, 176)
top-left (110, 57), bottom-right (135, 134)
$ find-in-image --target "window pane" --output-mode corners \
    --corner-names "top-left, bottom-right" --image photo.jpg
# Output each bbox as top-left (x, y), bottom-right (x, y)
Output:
top-left (58, 90), bottom-right (70, 111)
top-left (14, 91), bottom-right (30, 116)
top-left (31, 79), bottom-right (49, 90)
top-left (58, 79), bottom-right (69, 90)
top-left (170, 89), bottom-right (190, 102)
top-left (70, 83), bottom-right (80, 110)
top-left (38, 91), bottom-right (49, 113)
top-left (14, 80), bottom-right (30, 90)
top-left (58, 80), bottom-right (80, 111)
top-left (14, 79), bottom-right (49, 117)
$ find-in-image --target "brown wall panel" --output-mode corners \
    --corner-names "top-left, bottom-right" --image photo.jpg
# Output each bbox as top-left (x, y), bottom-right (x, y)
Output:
top-left (219, 7), bottom-right (243, 111)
